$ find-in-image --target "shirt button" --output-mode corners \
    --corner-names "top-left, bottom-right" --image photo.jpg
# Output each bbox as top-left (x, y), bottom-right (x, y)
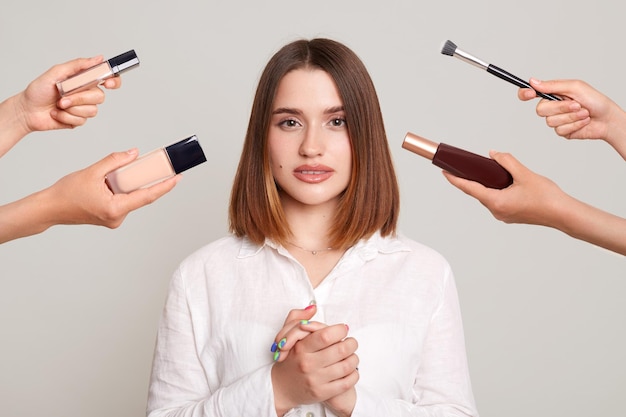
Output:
top-left (306, 413), bottom-right (315, 417)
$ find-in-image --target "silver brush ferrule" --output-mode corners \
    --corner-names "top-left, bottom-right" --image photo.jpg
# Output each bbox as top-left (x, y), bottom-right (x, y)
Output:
top-left (453, 48), bottom-right (489, 70)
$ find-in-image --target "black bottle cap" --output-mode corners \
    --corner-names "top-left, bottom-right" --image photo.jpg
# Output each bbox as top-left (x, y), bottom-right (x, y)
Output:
top-left (108, 49), bottom-right (140, 74)
top-left (165, 135), bottom-right (207, 174)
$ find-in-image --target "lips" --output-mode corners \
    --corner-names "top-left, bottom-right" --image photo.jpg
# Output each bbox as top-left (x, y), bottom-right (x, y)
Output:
top-left (293, 165), bottom-right (334, 183)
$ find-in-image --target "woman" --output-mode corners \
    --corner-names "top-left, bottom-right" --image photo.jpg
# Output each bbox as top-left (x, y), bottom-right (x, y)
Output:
top-left (147, 38), bottom-right (478, 417)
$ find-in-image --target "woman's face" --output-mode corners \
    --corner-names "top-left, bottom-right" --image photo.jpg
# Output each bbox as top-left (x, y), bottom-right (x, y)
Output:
top-left (268, 68), bottom-right (352, 209)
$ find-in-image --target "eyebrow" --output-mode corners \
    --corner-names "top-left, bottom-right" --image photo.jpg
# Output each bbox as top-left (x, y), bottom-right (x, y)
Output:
top-left (271, 105), bottom-right (345, 116)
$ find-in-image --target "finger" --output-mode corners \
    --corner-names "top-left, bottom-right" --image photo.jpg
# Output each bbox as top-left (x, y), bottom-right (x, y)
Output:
top-left (102, 76), bottom-right (122, 90)
top-left (98, 149), bottom-right (141, 173)
top-left (273, 321), bottom-right (327, 363)
top-left (488, 151), bottom-right (525, 178)
top-left (57, 87), bottom-right (105, 109)
top-left (48, 109), bottom-right (89, 128)
top-left (57, 104), bottom-right (99, 120)
top-left (273, 304), bottom-right (317, 345)
top-left (297, 324), bottom-right (349, 354)
top-left (48, 56), bottom-right (104, 84)
top-left (325, 348), bottom-right (359, 381)
top-left (535, 97), bottom-right (583, 118)
top-left (442, 170), bottom-right (491, 199)
top-left (517, 87), bottom-right (537, 101)
top-left (282, 303), bottom-right (317, 326)
top-left (115, 175), bottom-right (180, 212)
top-left (528, 78), bottom-right (584, 99)
top-left (542, 108), bottom-right (589, 129)
top-left (554, 117), bottom-right (592, 138)
top-left (318, 337), bottom-right (359, 372)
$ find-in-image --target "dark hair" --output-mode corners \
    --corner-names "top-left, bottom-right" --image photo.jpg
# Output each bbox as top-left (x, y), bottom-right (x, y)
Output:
top-left (229, 38), bottom-right (399, 249)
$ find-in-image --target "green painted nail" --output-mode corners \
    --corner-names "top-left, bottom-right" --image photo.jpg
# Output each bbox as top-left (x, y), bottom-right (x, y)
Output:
top-left (278, 338), bottom-right (287, 349)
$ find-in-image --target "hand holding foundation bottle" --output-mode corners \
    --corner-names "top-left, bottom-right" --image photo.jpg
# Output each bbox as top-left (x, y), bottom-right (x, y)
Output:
top-left (0, 149), bottom-right (180, 244)
top-left (0, 51), bottom-right (184, 245)
top-left (443, 150), bottom-right (626, 256)
top-left (518, 78), bottom-right (626, 160)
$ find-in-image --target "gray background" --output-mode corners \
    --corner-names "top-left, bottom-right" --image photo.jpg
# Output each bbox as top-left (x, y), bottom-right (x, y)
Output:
top-left (1, 1), bottom-right (624, 416)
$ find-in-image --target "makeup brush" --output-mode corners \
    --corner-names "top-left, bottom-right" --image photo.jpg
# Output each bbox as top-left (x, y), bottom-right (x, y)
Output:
top-left (441, 40), bottom-right (561, 101)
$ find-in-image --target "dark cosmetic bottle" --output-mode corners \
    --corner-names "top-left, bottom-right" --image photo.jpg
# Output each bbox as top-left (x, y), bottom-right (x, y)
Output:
top-left (402, 132), bottom-right (513, 189)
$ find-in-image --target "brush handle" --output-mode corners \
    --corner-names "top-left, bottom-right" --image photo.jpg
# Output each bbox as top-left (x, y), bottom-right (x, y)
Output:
top-left (487, 64), bottom-right (561, 101)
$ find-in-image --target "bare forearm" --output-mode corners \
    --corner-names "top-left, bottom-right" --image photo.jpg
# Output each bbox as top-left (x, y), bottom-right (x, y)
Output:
top-left (551, 194), bottom-right (626, 256)
top-left (0, 94), bottom-right (30, 158)
top-left (0, 188), bottom-right (57, 244)
top-left (605, 107), bottom-right (626, 161)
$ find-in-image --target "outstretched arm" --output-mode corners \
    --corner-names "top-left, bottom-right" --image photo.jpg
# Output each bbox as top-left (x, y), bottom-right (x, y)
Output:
top-left (443, 151), bottom-right (626, 256)
top-left (0, 149), bottom-right (179, 244)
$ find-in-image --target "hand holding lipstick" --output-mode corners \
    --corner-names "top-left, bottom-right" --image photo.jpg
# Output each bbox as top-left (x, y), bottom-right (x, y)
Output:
top-left (518, 78), bottom-right (626, 160)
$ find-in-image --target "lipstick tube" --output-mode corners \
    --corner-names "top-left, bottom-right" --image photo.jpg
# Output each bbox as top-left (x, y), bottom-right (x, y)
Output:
top-left (56, 49), bottom-right (140, 96)
top-left (402, 132), bottom-right (513, 189)
top-left (105, 135), bottom-right (207, 194)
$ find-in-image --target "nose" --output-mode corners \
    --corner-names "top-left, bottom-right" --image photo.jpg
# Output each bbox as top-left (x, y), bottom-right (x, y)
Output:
top-left (299, 125), bottom-right (324, 157)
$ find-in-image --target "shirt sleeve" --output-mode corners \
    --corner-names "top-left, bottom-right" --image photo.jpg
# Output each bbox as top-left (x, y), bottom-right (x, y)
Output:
top-left (146, 267), bottom-right (280, 417)
top-left (348, 265), bottom-right (479, 417)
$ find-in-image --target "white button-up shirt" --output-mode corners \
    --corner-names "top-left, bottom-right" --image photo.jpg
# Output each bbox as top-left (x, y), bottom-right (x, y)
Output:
top-left (147, 232), bottom-right (478, 416)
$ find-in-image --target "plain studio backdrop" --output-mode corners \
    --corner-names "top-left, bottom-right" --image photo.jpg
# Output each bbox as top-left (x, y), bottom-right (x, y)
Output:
top-left (1, 1), bottom-right (624, 416)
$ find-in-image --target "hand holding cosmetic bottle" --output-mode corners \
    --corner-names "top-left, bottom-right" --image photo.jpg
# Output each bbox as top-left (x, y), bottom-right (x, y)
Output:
top-left (443, 150), bottom-right (626, 256)
top-left (0, 55), bottom-right (122, 157)
top-left (0, 149), bottom-right (180, 244)
top-left (0, 54), bottom-right (179, 245)
top-left (518, 78), bottom-right (626, 160)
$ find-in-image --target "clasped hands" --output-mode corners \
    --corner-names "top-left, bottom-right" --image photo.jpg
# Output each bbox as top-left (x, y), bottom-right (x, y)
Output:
top-left (270, 304), bottom-right (359, 417)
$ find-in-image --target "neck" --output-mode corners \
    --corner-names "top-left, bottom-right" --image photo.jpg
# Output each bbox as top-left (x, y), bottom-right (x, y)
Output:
top-left (280, 193), bottom-right (337, 249)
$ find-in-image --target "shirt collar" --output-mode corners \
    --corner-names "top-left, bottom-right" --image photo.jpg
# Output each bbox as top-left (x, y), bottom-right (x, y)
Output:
top-left (236, 231), bottom-right (410, 260)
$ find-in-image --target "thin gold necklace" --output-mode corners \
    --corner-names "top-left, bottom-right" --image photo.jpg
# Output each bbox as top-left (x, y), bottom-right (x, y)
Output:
top-left (287, 241), bottom-right (334, 255)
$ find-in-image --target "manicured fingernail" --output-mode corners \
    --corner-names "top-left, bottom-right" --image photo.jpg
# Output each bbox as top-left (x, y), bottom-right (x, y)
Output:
top-left (270, 342), bottom-right (278, 352)
top-left (300, 320), bottom-right (309, 324)
top-left (273, 350), bottom-right (280, 361)
top-left (345, 324), bottom-right (350, 332)
top-left (278, 338), bottom-right (287, 349)
top-left (60, 99), bottom-right (71, 108)
top-left (305, 304), bottom-right (316, 311)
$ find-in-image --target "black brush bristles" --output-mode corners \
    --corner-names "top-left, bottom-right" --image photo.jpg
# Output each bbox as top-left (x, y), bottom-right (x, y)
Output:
top-left (441, 40), bottom-right (457, 56)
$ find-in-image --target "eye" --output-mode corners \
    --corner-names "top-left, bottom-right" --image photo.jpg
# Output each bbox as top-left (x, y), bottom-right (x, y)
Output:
top-left (278, 118), bottom-right (301, 128)
top-left (329, 118), bottom-right (347, 128)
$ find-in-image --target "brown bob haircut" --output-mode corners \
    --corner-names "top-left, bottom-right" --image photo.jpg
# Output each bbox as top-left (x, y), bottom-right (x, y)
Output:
top-left (229, 38), bottom-right (400, 249)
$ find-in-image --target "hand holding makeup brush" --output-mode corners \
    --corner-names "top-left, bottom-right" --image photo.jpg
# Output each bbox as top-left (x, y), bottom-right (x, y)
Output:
top-left (519, 78), bottom-right (626, 160)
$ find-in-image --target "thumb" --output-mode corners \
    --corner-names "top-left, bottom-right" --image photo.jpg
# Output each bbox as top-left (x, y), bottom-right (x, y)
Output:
top-left (51, 55), bottom-right (104, 81)
top-left (528, 78), bottom-right (571, 97)
top-left (488, 150), bottom-right (524, 178)
top-left (97, 149), bottom-right (140, 174)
